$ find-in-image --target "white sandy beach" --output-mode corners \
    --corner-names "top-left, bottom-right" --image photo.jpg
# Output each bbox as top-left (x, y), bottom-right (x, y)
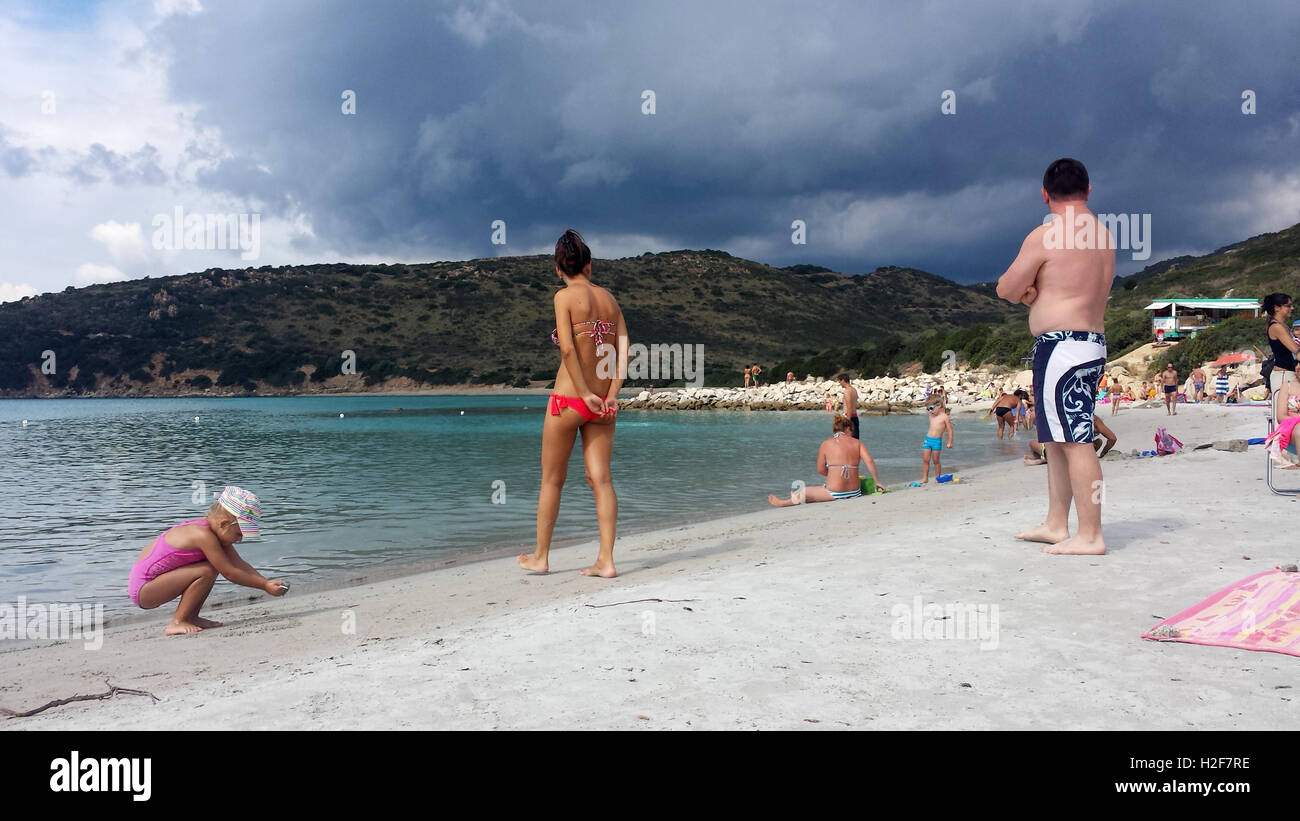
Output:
top-left (2, 402), bottom-right (1294, 730)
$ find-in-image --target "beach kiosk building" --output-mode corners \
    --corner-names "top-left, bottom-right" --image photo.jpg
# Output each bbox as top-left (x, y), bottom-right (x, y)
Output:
top-left (1142, 298), bottom-right (1260, 341)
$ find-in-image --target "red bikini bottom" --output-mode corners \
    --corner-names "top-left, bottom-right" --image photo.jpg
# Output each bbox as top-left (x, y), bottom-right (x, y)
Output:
top-left (549, 393), bottom-right (614, 422)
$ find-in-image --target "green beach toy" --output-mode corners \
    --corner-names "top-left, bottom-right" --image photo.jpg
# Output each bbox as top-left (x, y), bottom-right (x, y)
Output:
top-left (859, 476), bottom-right (875, 495)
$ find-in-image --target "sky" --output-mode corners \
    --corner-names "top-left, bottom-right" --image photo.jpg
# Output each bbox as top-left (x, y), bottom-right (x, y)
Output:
top-left (1, 0), bottom-right (1298, 303)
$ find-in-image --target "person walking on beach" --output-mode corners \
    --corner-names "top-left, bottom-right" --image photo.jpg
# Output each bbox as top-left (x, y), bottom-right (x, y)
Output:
top-left (768, 414), bottom-right (884, 505)
top-left (128, 486), bottom-right (286, 635)
top-left (1160, 363), bottom-right (1179, 415)
top-left (1190, 366), bottom-right (1206, 403)
top-left (996, 157), bottom-right (1114, 555)
top-left (986, 389), bottom-right (1022, 439)
top-left (837, 373), bottom-right (860, 439)
top-left (518, 230), bottom-right (627, 578)
top-left (921, 400), bottom-right (954, 483)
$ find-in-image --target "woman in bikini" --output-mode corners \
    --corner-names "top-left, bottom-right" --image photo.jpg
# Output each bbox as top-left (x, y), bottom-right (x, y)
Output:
top-left (127, 485), bottom-right (286, 635)
top-left (518, 230), bottom-right (627, 578)
top-left (768, 414), bottom-right (884, 506)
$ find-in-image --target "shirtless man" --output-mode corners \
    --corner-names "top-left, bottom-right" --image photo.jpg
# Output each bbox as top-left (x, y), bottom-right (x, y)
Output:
top-left (1190, 366), bottom-right (1206, 403)
top-left (837, 373), bottom-right (860, 439)
top-left (1160, 363), bottom-right (1179, 415)
top-left (996, 158), bottom-right (1114, 555)
top-left (921, 400), bottom-right (954, 483)
top-left (986, 389), bottom-right (1022, 439)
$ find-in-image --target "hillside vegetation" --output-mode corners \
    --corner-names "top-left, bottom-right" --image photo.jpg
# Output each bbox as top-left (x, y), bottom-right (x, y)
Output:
top-left (0, 252), bottom-right (1019, 395)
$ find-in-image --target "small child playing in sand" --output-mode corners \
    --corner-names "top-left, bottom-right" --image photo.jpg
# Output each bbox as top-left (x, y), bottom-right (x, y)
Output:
top-left (128, 486), bottom-right (287, 635)
top-left (921, 401), bottom-right (954, 483)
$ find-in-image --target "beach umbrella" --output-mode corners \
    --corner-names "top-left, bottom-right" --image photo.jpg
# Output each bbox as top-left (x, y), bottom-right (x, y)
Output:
top-left (1211, 352), bottom-right (1254, 366)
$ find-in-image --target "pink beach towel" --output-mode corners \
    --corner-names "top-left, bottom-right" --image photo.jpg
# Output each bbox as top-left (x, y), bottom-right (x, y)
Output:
top-left (1142, 568), bottom-right (1300, 658)
top-left (1154, 427), bottom-right (1183, 455)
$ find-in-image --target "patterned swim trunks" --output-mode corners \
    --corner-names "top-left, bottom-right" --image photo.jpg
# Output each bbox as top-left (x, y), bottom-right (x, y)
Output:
top-left (1032, 330), bottom-right (1107, 443)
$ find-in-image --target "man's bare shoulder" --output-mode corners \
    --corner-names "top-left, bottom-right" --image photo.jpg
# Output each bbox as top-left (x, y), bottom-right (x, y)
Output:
top-left (1018, 222), bottom-right (1052, 251)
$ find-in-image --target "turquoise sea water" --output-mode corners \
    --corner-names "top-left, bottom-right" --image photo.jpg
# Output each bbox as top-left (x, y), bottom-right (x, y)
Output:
top-left (0, 395), bottom-right (1030, 614)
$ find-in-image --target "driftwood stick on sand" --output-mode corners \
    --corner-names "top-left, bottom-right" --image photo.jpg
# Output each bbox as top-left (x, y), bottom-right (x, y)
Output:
top-left (1, 679), bottom-right (160, 719)
top-left (586, 598), bottom-right (698, 609)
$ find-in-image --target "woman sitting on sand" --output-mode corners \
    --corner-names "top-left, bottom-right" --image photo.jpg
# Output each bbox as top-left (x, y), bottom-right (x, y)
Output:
top-left (518, 230), bottom-right (628, 578)
top-left (768, 414), bottom-right (884, 506)
top-left (128, 486), bottom-right (286, 635)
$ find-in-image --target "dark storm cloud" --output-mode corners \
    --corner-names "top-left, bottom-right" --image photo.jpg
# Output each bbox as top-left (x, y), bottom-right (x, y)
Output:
top-left (148, 0), bottom-right (1300, 280)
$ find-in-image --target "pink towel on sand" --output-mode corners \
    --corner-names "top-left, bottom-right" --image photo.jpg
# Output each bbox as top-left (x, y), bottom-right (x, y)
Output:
top-left (1142, 569), bottom-right (1300, 658)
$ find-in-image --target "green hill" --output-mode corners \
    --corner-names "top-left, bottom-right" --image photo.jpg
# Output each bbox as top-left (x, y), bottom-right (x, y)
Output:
top-left (1103, 223), bottom-right (1300, 358)
top-left (7, 222), bottom-right (1296, 398)
top-left (0, 251), bottom-right (1021, 396)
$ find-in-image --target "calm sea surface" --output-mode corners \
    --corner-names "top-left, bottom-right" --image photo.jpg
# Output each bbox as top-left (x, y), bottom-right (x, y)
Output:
top-left (0, 395), bottom-right (1029, 615)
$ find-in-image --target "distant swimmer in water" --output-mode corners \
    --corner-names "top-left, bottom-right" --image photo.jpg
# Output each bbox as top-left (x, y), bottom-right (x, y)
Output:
top-left (768, 414), bottom-right (883, 506)
top-left (518, 229), bottom-right (627, 579)
top-left (128, 486), bottom-right (286, 635)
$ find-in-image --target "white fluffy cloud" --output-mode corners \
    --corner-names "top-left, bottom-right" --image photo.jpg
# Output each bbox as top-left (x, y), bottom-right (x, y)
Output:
top-left (75, 263), bottom-right (128, 284)
top-left (0, 281), bottom-right (38, 303)
top-left (89, 220), bottom-right (147, 264)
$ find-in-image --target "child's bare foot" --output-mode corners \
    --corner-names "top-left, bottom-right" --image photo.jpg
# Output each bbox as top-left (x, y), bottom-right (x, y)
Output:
top-left (193, 616), bottom-right (223, 629)
top-left (1015, 524), bottom-right (1068, 543)
top-left (1043, 536), bottom-right (1106, 555)
top-left (165, 619), bottom-right (204, 635)
top-left (579, 561), bottom-right (617, 578)
top-left (517, 552), bottom-right (548, 573)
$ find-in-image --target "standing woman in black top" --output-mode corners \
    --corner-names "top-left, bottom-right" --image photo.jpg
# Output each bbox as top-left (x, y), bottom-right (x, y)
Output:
top-left (1263, 293), bottom-right (1300, 414)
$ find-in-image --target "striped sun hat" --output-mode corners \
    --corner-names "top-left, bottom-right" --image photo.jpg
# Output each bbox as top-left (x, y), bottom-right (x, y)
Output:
top-left (217, 486), bottom-right (262, 537)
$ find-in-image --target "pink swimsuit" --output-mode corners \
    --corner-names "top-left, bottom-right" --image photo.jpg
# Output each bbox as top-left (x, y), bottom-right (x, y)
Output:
top-left (127, 519), bottom-right (210, 607)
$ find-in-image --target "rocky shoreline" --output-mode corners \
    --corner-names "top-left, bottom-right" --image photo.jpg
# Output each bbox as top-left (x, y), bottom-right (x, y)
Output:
top-left (621, 369), bottom-right (1015, 412)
